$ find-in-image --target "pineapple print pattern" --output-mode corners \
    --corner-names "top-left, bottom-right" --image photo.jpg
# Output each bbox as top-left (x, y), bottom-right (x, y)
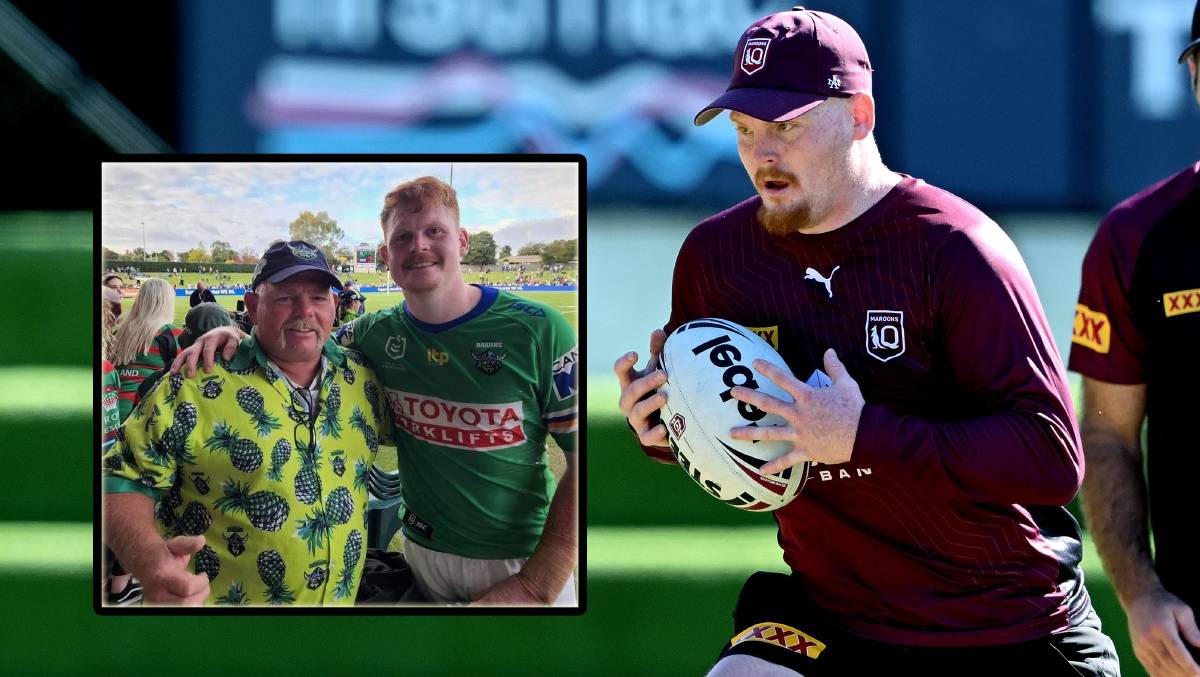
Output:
top-left (319, 384), bottom-right (342, 438)
top-left (257, 549), bottom-right (296, 605)
top-left (102, 339), bottom-right (379, 605)
top-left (335, 529), bottom-right (362, 599)
top-left (267, 438), bottom-right (291, 481)
top-left (203, 422), bottom-right (264, 473)
top-left (295, 486), bottom-right (356, 555)
top-left (363, 380), bottom-right (379, 417)
top-left (353, 458), bottom-right (368, 492)
top-left (349, 406), bottom-right (378, 454)
top-left (215, 582), bottom-right (249, 605)
top-left (194, 545), bottom-right (221, 581)
top-left (294, 439), bottom-right (322, 505)
top-left (213, 480), bottom-right (290, 532)
top-left (236, 387), bottom-right (281, 437)
top-left (155, 402), bottom-right (199, 465)
top-left (163, 372), bottom-right (184, 407)
top-left (175, 501), bottom-right (212, 536)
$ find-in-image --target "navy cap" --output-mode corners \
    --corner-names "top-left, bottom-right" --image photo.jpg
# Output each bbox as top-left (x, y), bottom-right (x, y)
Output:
top-left (250, 240), bottom-right (342, 291)
top-left (695, 6), bottom-right (872, 126)
top-left (1180, 0), bottom-right (1200, 63)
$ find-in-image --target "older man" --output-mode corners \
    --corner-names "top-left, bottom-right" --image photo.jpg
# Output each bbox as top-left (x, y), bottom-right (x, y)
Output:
top-left (103, 240), bottom-right (387, 606)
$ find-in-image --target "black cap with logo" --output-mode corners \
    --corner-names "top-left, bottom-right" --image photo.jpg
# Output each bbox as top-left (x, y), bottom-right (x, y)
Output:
top-left (250, 240), bottom-right (342, 291)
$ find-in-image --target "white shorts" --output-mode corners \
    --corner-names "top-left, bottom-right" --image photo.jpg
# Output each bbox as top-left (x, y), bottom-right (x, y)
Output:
top-left (402, 535), bottom-right (577, 607)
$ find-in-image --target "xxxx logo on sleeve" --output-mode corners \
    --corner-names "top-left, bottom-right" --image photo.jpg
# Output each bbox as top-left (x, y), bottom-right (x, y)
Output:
top-left (730, 622), bottom-right (826, 659)
top-left (746, 325), bottom-right (780, 350)
top-left (1163, 288), bottom-right (1200, 318)
top-left (1072, 304), bottom-right (1110, 353)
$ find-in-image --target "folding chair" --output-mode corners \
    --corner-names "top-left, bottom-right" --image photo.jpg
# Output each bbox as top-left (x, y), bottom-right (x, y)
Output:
top-left (365, 465), bottom-right (403, 551)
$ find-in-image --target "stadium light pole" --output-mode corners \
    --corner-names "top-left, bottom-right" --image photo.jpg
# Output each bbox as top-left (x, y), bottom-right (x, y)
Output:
top-left (141, 221), bottom-right (146, 261)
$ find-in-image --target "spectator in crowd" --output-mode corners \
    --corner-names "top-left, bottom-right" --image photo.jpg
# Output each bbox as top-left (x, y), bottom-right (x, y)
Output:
top-left (342, 280), bottom-right (366, 314)
top-left (103, 273), bottom-right (125, 319)
top-left (101, 289), bottom-right (142, 606)
top-left (103, 240), bottom-right (384, 606)
top-left (335, 289), bottom-right (365, 327)
top-left (190, 280), bottom-right (216, 308)
top-left (110, 277), bottom-right (183, 421)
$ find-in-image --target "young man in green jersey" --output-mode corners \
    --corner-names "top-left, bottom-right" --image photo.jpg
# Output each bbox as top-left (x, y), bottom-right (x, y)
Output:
top-left (179, 177), bottom-right (579, 606)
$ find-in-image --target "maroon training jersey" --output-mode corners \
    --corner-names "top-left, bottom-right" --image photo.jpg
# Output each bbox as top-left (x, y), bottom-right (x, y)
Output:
top-left (651, 176), bottom-right (1086, 647)
top-left (1069, 161), bottom-right (1200, 611)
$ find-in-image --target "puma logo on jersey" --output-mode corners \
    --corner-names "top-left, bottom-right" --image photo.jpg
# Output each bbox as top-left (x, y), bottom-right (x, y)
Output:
top-left (804, 266), bottom-right (840, 298)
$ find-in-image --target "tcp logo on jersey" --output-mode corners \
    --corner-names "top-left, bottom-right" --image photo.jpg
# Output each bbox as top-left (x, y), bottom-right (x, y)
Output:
top-left (1072, 304), bottom-right (1110, 354)
top-left (741, 37), bottom-right (771, 75)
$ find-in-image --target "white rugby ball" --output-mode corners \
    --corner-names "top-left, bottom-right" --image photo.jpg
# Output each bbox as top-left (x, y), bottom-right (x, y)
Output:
top-left (658, 318), bottom-right (809, 512)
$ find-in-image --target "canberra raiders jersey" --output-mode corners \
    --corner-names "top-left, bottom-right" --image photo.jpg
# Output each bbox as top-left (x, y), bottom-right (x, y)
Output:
top-left (650, 177), bottom-right (1087, 647)
top-left (338, 285), bottom-right (578, 560)
top-left (1069, 161), bottom-right (1200, 610)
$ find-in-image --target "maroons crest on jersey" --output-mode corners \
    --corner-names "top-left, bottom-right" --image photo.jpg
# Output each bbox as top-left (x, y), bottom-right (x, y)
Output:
top-left (385, 389), bottom-right (526, 451)
top-left (865, 310), bottom-right (905, 362)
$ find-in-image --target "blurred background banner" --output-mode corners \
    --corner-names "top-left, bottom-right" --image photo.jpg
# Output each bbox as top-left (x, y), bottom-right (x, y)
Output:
top-left (169, 0), bottom-right (1200, 208)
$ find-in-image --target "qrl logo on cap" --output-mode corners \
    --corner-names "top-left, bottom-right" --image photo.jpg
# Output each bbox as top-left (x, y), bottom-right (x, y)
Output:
top-left (741, 38), bottom-right (771, 75)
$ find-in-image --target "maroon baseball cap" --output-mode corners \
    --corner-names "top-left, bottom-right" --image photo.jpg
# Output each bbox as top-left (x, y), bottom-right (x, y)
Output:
top-left (695, 6), bottom-right (873, 126)
top-left (1179, 0), bottom-right (1200, 63)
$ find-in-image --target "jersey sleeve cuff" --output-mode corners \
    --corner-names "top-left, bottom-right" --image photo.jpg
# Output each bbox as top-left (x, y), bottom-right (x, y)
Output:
top-left (104, 476), bottom-right (162, 498)
top-left (850, 403), bottom-right (901, 469)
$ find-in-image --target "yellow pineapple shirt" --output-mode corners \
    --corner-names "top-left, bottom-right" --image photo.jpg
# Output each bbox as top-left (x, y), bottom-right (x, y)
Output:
top-left (103, 336), bottom-right (388, 606)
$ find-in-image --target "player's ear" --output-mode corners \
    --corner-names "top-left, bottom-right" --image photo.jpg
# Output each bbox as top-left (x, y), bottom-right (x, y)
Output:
top-left (848, 92), bottom-right (875, 141)
top-left (459, 227), bottom-right (469, 256)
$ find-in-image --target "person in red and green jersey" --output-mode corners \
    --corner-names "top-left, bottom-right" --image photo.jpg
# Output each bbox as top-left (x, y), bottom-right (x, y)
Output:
top-left (110, 277), bottom-right (182, 421)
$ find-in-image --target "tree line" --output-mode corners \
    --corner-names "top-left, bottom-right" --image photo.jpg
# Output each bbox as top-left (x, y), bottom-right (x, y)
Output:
top-left (104, 210), bottom-right (578, 266)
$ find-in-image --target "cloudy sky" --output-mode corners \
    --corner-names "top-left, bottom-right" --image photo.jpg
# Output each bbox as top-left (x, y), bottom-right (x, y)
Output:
top-left (101, 161), bottom-right (579, 256)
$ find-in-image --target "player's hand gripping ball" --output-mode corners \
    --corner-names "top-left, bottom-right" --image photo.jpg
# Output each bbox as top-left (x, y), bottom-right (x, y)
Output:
top-left (658, 318), bottom-right (808, 511)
